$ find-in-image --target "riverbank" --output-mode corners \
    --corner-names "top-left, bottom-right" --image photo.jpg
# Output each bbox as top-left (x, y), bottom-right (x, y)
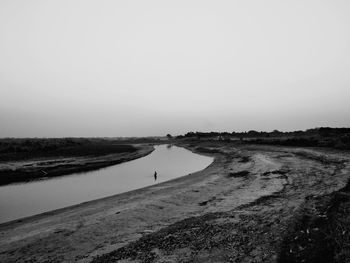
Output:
top-left (0, 143), bottom-right (154, 186)
top-left (0, 141), bottom-right (349, 262)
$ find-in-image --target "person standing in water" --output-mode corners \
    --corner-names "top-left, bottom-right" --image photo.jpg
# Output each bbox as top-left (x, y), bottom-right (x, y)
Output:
top-left (154, 171), bottom-right (157, 181)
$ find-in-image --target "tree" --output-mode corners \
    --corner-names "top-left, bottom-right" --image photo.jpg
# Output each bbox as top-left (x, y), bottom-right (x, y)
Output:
top-left (166, 134), bottom-right (173, 139)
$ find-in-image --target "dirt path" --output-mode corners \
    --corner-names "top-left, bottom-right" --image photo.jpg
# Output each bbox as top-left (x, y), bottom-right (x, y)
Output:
top-left (0, 143), bottom-right (349, 262)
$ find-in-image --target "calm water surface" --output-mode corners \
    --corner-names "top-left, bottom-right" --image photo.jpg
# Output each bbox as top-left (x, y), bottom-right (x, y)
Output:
top-left (0, 145), bottom-right (213, 223)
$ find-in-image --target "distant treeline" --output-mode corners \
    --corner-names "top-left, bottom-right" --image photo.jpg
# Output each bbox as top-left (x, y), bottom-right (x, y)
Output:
top-left (177, 127), bottom-right (350, 150)
top-left (0, 138), bottom-right (138, 161)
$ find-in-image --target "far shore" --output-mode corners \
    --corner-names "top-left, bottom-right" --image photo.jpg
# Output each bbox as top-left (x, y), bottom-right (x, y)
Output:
top-left (0, 139), bottom-right (155, 186)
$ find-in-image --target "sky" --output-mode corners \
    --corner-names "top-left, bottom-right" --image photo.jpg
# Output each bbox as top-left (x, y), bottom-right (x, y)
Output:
top-left (1, 0), bottom-right (350, 137)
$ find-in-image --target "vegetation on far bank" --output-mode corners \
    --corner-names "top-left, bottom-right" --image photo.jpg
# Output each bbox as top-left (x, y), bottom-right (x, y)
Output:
top-left (0, 138), bottom-right (139, 162)
top-left (176, 127), bottom-right (350, 150)
top-left (0, 138), bottom-right (158, 185)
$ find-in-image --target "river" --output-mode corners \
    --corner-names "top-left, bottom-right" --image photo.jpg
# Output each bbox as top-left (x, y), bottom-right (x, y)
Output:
top-left (0, 145), bottom-right (213, 223)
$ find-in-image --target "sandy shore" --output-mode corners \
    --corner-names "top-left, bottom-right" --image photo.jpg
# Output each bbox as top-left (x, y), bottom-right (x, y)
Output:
top-left (0, 142), bottom-right (349, 262)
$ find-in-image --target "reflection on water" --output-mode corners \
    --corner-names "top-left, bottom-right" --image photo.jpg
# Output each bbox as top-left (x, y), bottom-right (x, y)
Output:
top-left (0, 145), bottom-right (213, 223)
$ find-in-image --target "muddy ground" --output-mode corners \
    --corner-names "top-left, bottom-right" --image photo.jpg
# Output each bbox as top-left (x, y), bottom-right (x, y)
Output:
top-left (0, 141), bottom-right (349, 262)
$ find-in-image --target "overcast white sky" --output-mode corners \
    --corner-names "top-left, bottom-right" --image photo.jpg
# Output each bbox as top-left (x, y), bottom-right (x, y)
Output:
top-left (1, 0), bottom-right (350, 137)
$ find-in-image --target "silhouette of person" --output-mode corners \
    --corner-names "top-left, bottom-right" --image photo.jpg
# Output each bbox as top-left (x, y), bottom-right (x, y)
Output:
top-left (154, 171), bottom-right (157, 181)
